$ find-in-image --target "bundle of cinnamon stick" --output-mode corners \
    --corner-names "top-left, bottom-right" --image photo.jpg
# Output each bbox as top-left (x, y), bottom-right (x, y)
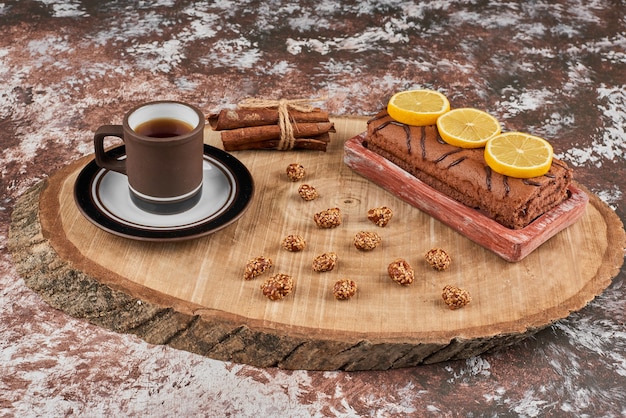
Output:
top-left (208, 100), bottom-right (335, 152)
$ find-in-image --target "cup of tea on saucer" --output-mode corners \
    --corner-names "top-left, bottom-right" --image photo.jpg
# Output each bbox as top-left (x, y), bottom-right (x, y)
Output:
top-left (93, 101), bottom-right (205, 215)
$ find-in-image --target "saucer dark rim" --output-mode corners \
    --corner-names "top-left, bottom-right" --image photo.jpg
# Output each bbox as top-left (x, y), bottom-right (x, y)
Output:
top-left (74, 145), bottom-right (255, 242)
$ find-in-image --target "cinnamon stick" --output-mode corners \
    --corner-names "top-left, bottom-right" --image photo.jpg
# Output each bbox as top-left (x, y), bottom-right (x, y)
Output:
top-left (219, 122), bottom-right (335, 146)
top-left (208, 108), bottom-right (330, 130)
top-left (223, 134), bottom-right (331, 151)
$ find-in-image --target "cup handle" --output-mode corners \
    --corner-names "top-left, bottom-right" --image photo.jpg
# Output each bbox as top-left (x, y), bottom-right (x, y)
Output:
top-left (94, 125), bottom-right (126, 174)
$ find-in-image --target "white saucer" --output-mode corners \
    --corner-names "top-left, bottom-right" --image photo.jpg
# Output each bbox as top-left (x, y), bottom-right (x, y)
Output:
top-left (74, 145), bottom-right (254, 241)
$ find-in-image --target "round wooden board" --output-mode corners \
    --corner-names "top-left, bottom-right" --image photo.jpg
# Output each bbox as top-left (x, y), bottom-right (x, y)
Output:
top-left (9, 117), bottom-right (625, 371)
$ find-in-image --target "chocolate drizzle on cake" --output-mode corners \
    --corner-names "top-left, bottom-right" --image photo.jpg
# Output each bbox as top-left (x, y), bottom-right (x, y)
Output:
top-left (485, 166), bottom-right (492, 191)
top-left (434, 148), bottom-right (468, 170)
top-left (374, 120), bottom-right (413, 154)
top-left (403, 124), bottom-right (412, 154)
top-left (503, 177), bottom-right (511, 196)
top-left (448, 157), bottom-right (467, 168)
top-left (523, 179), bottom-right (542, 187)
top-left (420, 127), bottom-right (427, 159)
top-left (434, 149), bottom-right (463, 164)
top-left (373, 120), bottom-right (393, 132)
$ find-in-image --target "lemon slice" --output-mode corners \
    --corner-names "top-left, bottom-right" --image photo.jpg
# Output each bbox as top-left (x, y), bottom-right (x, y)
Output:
top-left (436, 108), bottom-right (501, 148)
top-left (484, 132), bottom-right (554, 178)
top-left (387, 90), bottom-right (450, 126)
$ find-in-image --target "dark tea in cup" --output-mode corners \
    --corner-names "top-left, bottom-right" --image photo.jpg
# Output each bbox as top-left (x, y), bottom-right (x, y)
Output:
top-left (93, 101), bottom-right (205, 214)
top-left (134, 117), bottom-right (195, 138)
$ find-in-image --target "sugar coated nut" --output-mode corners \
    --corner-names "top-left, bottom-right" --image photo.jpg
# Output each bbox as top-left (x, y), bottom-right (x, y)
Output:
top-left (286, 163), bottom-right (305, 181)
top-left (298, 184), bottom-right (319, 201)
top-left (261, 274), bottom-right (294, 301)
top-left (425, 248), bottom-right (451, 271)
top-left (333, 279), bottom-right (357, 300)
top-left (387, 258), bottom-right (414, 285)
top-left (282, 234), bottom-right (306, 251)
top-left (442, 285), bottom-right (471, 309)
top-left (313, 207), bottom-right (342, 228)
top-left (367, 206), bottom-right (393, 227)
top-left (243, 256), bottom-right (273, 280)
top-left (312, 252), bottom-right (338, 272)
top-left (354, 231), bottom-right (381, 251)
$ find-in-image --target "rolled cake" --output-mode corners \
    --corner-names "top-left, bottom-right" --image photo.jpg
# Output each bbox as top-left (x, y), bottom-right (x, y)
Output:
top-left (365, 111), bottom-right (573, 229)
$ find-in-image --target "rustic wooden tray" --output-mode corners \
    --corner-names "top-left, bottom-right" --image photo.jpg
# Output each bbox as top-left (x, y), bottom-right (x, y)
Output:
top-left (344, 132), bottom-right (589, 262)
top-left (9, 117), bottom-right (625, 371)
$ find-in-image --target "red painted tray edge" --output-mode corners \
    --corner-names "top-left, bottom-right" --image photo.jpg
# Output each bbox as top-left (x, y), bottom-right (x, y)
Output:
top-left (343, 132), bottom-right (589, 262)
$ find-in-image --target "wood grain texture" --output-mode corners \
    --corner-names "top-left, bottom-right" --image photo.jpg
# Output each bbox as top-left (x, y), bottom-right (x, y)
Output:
top-left (8, 117), bottom-right (625, 371)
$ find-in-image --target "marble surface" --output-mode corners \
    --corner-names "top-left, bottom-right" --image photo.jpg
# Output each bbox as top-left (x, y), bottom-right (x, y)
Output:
top-left (1, 1), bottom-right (625, 416)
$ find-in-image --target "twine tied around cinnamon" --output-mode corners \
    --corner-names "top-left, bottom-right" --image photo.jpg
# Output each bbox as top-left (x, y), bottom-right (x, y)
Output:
top-left (238, 96), bottom-right (325, 151)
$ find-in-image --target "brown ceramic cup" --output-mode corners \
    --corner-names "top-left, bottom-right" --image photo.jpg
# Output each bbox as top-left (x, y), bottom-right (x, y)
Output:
top-left (94, 101), bottom-right (205, 214)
